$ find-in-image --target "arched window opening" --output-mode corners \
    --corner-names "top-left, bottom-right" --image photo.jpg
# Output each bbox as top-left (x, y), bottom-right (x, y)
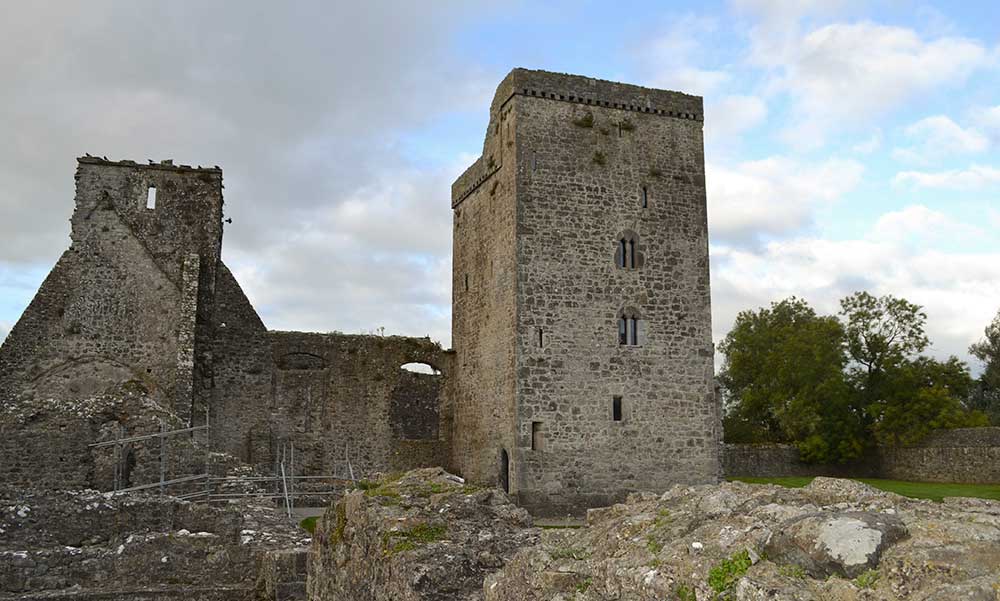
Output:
top-left (618, 309), bottom-right (644, 346)
top-left (615, 231), bottom-right (642, 270)
top-left (400, 362), bottom-right (441, 375)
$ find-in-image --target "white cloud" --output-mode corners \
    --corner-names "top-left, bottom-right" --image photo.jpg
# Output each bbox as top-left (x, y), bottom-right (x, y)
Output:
top-left (870, 205), bottom-right (984, 246)
top-left (707, 95), bottom-right (768, 140)
top-left (225, 159), bottom-right (465, 346)
top-left (711, 223), bottom-right (1000, 369)
top-left (0, 322), bottom-right (8, 343)
top-left (893, 165), bottom-right (1000, 190)
top-left (640, 15), bottom-right (731, 97)
top-left (978, 105), bottom-right (1000, 139)
top-left (707, 157), bottom-right (864, 244)
top-left (0, 1), bottom-right (497, 343)
top-left (852, 129), bottom-right (882, 154)
top-left (892, 115), bottom-right (989, 163)
top-left (748, 20), bottom-right (989, 147)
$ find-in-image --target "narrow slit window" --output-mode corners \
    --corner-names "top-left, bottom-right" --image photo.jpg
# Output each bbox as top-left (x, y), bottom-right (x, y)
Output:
top-left (629, 240), bottom-right (636, 269)
top-left (618, 317), bottom-right (628, 345)
top-left (629, 317), bottom-right (639, 345)
top-left (618, 239), bottom-right (627, 268)
top-left (642, 186), bottom-right (648, 208)
top-left (531, 421), bottom-right (544, 451)
top-left (618, 122), bottom-right (623, 137)
top-left (145, 186), bottom-right (157, 210)
top-left (538, 327), bottom-right (544, 348)
top-left (612, 396), bottom-right (623, 421)
top-left (464, 274), bottom-right (469, 291)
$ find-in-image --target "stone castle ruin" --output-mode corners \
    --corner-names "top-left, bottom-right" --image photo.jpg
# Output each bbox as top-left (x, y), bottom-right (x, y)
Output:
top-left (0, 68), bottom-right (719, 515)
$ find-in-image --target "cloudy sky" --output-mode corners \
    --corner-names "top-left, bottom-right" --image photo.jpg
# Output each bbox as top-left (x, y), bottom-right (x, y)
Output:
top-left (1, 0), bottom-right (998, 372)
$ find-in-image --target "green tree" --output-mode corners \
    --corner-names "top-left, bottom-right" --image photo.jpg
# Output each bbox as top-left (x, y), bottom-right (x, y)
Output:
top-left (969, 309), bottom-right (1000, 424)
top-left (718, 297), bottom-right (864, 461)
top-left (839, 291), bottom-right (929, 419)
top-left (873, 356), bottom-right (987, 446)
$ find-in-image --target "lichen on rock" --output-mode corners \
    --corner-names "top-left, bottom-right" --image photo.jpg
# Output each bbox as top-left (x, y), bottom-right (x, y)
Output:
top-left (307, 467), bottom-right (539, 600)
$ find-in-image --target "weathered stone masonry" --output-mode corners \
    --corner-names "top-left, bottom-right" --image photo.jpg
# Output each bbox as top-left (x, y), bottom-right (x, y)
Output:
top-left (1, 69), bottom-right (721, 515)
top-left (451, 69), bottom-right (720, 515)
top-left (0, 159), bottom-right (453, 490)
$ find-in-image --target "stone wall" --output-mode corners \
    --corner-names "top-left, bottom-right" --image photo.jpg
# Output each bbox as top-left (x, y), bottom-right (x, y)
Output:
top-left (0, 486), bottom-right (308, 600)
top-left (879, 427), bottom-right (1000, 483)
top-left (0, 384), bottom-right (209, 492)
top-left (0, 159), bottom-right (223, 423)
top-left (449, 75), bottom-right (520, 492)
top-left (210, 320), bottom-right (454, 482)
top-left (724, 427), bottom-right (1000, 483)
top-left (452, 69), bottom-right (720, 516)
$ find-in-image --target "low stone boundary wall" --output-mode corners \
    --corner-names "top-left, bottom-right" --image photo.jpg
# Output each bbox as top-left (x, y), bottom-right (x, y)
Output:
top-left (723, 427), bottom-right (1000, 484)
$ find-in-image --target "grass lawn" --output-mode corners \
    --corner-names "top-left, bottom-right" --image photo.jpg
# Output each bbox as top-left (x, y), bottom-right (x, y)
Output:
top-left (300, 516), bottom-right (319, 533)
top-left (731, 477), bottom-right (1000, 502)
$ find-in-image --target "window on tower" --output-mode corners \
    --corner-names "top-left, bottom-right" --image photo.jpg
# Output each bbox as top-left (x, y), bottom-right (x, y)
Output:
top-left (618, 308), bottom-right (644, 346)
top-left (614, 231), bottom-right (642, 270)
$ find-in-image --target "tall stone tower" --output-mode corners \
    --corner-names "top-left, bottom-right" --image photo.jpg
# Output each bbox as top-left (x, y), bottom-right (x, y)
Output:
top-left (451, 69), bottom-right (719, 515)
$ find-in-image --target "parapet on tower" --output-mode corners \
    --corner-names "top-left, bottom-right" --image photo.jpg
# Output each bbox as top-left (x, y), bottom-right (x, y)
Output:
top-left (450, 69), bottom-right (720, 515)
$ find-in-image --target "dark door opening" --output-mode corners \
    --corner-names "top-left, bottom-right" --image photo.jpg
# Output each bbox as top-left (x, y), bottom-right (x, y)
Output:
top-left (499, 448), bottom-right (510, 494)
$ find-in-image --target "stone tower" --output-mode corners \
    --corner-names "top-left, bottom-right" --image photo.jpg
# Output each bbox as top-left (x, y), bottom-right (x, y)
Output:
top-left (0, 158), bottom-right (224, 424)
top-left (451, 69), bottom-right (719, 515)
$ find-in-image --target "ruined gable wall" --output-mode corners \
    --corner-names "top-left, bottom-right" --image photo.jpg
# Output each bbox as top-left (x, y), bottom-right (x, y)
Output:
top-left (0, 159), bottom-right (223, 424)
top-left (450, 74), bottom-right (520, 487)
top-left (509, 71), bottom-right (720, 514)
top-left (208, 262), bottom-right (273, 465)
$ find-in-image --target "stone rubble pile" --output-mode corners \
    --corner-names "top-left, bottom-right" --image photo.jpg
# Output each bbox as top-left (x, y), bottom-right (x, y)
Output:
top-left (483, 477), bottom-right (1000, 601)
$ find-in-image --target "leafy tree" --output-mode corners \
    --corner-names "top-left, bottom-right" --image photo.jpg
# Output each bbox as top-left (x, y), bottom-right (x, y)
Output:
top-left (839, 292), bottom-right (929, 419)
top-left (873, 356), bottom-right (987, 446)
top-left (718, 297), bottom-right (864, 461)
top-left (969, 309), bottom-right (1000, 424)
top-left (721, 292), bottom-right (990, 460)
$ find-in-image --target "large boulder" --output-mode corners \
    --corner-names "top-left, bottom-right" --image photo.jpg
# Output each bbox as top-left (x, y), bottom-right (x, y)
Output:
top-left (307, 467), bottom-right (539, 601)
top-left (483, 478), bottom-right (1000, 601)
top-left (764, 512), bottom-right (908, 578)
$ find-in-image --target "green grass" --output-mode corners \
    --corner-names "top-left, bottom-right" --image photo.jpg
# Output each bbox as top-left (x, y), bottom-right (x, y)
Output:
top-left (299, 516), bottom-right (318, 534)
top-left (731, 477), bottom-right (1000, 502)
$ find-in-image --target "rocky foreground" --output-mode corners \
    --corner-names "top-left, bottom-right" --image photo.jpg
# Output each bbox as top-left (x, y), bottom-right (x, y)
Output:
top-left (311, 471), bottom-right (1000, 600)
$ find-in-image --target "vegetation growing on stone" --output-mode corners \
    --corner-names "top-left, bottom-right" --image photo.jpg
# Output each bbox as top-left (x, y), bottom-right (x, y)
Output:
top-left (707, 549), bottom-right (753, 595)
top-left (675, 584), bottom-right (697, 601)
top-left (329, 502), bottom-right (347, 545)
top-left (572, 112), bottom-right (594, 128)
top-left (619, 118), bottom-right (635, 131)
top-left (854, 569), bottom-right (879, 589)
top-left (549, 546), bottom-right (590, 560)
top-left (778, 563), bottom-right (807, 579)
top-left (591, 150), bottom-right (606, 165)
top-left (383, 522), bottom-right (447, 556)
